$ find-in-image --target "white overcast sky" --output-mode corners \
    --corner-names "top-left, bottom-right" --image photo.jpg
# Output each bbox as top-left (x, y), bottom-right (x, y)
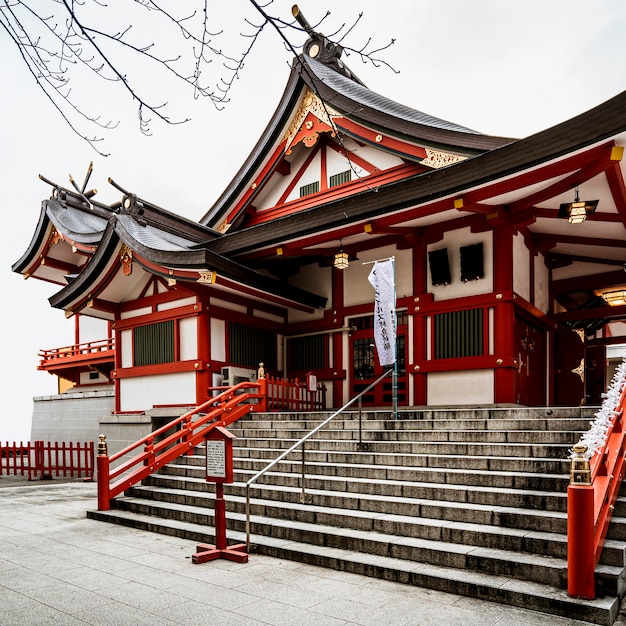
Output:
top-left (1, 0), bottom-right (625, 441)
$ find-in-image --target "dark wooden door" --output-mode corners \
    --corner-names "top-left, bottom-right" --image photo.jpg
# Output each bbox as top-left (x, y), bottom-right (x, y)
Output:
top-left (554, 328), bottom-right (585, 406)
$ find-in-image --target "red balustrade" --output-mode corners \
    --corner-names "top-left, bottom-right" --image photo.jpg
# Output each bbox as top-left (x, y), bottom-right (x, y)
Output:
top-left (568, 384), bottom-right (626, 599)
top-left (264, 375), bottom-right (326, 411)
top-left (0, 440), bottom-right (94, 480)
top-left (97, 381), bottom-right (263, 511)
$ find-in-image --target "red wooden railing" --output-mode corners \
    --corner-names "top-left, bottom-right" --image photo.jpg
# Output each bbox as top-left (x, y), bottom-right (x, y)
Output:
top-left (97, 381), bottom-right (263, 511)
top-left (568, 383), bottom-right (626, 599)
top-left (263, 375), bottom-right (326, 411)
top-left (0, 440), bottom-right (94, 480)
top-left (38, 338), bottom-right (115, 367)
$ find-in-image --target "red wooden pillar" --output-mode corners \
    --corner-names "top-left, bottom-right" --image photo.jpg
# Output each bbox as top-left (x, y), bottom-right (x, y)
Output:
top-left (567, 484), bottom-right (595, 598)
top-left (332, 267), bottom-right (345, 407)
top-left (493, 225), bottom-right (517, 404)
top-left (411, 235), bottom-right (427, 405)
top-left (112, 319), bottom-right (122, 413)
top-left (196, 302), bottom-right (211, 405)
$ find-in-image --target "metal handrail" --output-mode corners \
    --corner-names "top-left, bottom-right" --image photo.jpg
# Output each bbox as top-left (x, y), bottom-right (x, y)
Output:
top-left (244, 368), bottom-right (393, 550)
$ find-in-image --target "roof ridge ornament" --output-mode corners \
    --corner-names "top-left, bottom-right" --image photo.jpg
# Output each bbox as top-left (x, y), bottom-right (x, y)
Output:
top-left (292, 5), bottom-right (355, 80)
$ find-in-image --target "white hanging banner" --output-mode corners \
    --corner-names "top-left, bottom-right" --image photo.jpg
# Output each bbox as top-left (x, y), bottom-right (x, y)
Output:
top-left (367, 259), bottom-right (396, 366)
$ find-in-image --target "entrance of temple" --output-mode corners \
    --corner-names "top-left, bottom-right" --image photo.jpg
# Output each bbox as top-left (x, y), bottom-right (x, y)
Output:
top-left (349, 313), bottom-right (407, 406)
top-left (515, 319), bottom-right (547, 406)
top-left (554, 327), bottom-right (585, 406)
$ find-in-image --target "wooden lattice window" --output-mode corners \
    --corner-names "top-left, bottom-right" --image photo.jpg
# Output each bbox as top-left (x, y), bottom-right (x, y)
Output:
top-left (134, 320), bottom-right (175, 366)
top-left (288, 335), bottom-right (326, 372)
top-left (434, 308), bottom-right (483, 359)
top-left (299, 181), bottom-right (320, 197)
top-left (329, 170), bottom-right (351, 187)
top-left (229, 322), bottom-right (277, 370)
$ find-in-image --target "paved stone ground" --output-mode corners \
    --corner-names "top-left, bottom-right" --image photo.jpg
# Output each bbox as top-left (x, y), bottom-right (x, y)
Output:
top-left (0, 476), bottom-right (606, 625)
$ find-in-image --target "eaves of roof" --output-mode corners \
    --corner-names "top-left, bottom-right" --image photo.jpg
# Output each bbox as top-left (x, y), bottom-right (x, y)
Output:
top-left (204, 89), bottom-right (626, 257)
top-left (49, 214), bottom-right (327, 312)
top-left (200, 67), bottom-right (305, 227)
top-left (296, 56), bottom-right (515, 153)
top-left (200, 53), bottom-right (516, 229)
top-left (11, 202), bottom-right (53, 274)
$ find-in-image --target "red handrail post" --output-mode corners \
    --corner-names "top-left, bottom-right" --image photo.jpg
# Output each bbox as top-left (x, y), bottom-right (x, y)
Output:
top-left (257, 377), bottom-right (267, 412)
top-left (567, 483), bottom-right (596, 599)
top-left (96, 435), bottom-right (111, 511)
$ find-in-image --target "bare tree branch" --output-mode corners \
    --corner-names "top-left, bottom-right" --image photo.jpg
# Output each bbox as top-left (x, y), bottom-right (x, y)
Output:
top-left (0, 0), bottom-right (397, 154)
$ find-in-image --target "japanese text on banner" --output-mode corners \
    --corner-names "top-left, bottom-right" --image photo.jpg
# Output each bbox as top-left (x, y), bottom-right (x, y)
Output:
top-left (367, 259), bottom-right (396, 366)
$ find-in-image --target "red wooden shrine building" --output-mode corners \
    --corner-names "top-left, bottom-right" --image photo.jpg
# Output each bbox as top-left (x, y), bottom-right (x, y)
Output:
top-left (13, 26), bottom-right (626, 424)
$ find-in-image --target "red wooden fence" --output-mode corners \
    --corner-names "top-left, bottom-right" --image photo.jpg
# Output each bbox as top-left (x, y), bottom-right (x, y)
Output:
top-left (0, 440), bottom-right (94, 481)
top-left (262, 375), bottom-right (326, 411)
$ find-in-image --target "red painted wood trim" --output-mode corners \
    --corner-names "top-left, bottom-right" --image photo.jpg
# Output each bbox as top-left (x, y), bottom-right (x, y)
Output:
top-left (320, 143), bottom-right (328, 192)
top-left (334, 118), bottom-right (428, 161)
top-left (493, 226), bottom-right (513, 292)
top-left (114, 303), bottom-right (202, 331)
top-left (225, 140), bottom-right (288, 225)
top-left (242, 163), bottom-right (424, 228)
top-left (326, 140), bottom-right (379, 174)
top-left (413, 354), bottom-right (513, 373)
top-left (276, 142), bottom-right (321, 206)
top-left (113, 359), bottom-right (207, 379)
top-left (605, 161), bottom-right (626, 226)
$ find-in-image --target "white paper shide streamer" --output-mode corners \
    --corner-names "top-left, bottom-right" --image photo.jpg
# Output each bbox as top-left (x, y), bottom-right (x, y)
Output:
top-left (572, 357), bottom-right (626, 460)
top-left (367, 259), bottom-right (396, 367)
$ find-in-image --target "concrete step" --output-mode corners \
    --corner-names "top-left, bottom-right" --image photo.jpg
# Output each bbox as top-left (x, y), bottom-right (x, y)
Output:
top-left (230, 427), bottom-right (579, 445)
top-left (228, 447), bottom-right (571, 473)
top-left (132, 477), bottom-right (626, 568)
top-left (86, 506), bottom-right (619, 625)
top-left (231, 437), bottom-right (572, 458)
top-left (177, 453), bottom-right (569, 491)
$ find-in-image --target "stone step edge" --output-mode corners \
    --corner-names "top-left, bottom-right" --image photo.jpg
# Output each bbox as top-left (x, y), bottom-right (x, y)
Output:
top-left (114, 493), bottom-right (624, 584)
top-left (86, 508), bottom-right (618, 626)
top-left (131, 482), bottom-right (626, 565)
top-left (178, 465), bottom-right (570, 499)
top-left (178, 457), bottom-right (567, 481)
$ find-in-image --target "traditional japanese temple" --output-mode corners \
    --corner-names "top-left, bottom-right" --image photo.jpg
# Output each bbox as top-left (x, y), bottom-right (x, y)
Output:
top-left (13, 19), bottom-right (626, 444)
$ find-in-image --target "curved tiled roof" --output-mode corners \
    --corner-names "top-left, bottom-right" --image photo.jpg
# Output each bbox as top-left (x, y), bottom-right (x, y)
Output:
top-left (46, 199), bottom-right (109, 244)
top-left (303, 56), bottom-right (480, 135)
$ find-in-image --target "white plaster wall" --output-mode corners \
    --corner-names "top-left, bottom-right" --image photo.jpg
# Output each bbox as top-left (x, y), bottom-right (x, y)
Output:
top-left (119, 372), bottom-right (196, 412)
top-left (427, 370), bottom-right (494, 406)
top-left (179, 316), bottom-right (198, 360)
top-left (534, 254), bottom-right (550, 314)
top-left (513, 233), bottom-right (530, 301)
top-left (253, 138), bottom-right (405, 210)
top-left (79, 371), bottom-right (109, 385)
top-left (120, 306), bottom-right (151, 320)
top-left (210, 318), bottom-right (226, 362)
top-left (158, 297), bottom-right (197, 312)
top-left (428, 228), bottom-right (492, 300)
top-left (121, 329), bottom-right (133, 368)
top-left (344, 245), bottom-right (411, 307)
top-left (553, 261), bottom-right (618, 281)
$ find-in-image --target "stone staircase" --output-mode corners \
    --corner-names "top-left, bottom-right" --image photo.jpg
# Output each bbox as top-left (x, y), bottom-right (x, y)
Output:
top-left (88, 407), bottom-right (626, 625)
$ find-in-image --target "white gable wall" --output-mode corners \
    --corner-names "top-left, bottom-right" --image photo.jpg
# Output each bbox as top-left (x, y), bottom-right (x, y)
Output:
top-left (428, 228), bottom-right (492, 300)
top-left (344, 245), bottom-right (412, 307)
top-left (534, 254), bottom-right (550, 314)
top-left (120, 372), bottom-right (196, 412)
top-left (427, 370), bottom-right (494, 405)
top-left (513, 233), bottom-right (530, 302)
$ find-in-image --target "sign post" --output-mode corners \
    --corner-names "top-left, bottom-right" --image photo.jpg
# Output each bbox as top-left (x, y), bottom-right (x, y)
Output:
top-left (192, 426), bottom-right (248, 564)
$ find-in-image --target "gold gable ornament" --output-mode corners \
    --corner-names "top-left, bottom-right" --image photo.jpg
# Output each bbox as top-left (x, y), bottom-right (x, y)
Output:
top-left (197, 271), bottom-right (217, 285)
top-left (120, 245), bottom-right (133, 276)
